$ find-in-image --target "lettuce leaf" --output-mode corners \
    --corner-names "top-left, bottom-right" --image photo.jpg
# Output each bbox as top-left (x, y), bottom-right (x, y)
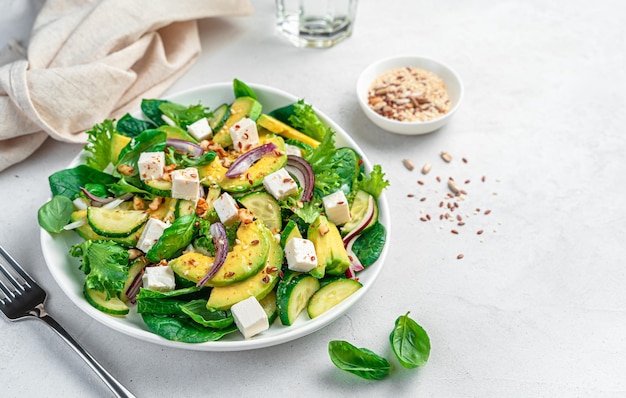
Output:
top-left (355, 164), bottom-right (390, 199)
top-left (288, 100), bottom-right (329, 141)
top-left (84, 119), bottom-right (115, 171)
top-left (70, 240), bottom-right (130, 299)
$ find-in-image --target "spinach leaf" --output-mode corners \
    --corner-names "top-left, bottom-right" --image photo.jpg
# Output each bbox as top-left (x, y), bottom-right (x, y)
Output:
top-left (49, 165), bottom-right (118, 199)
top-left (159, 102), bottom-right (211, 130)
top-left (116, 113), bottom-right (154, 137)
top-left (84, 119), bottom-right (115, 171)
top-left (328, 340), bottom-right (391, 380)
top-left (233, 78), bottom-right (257, 99)
top-left (332, 148), bottom-right (360, 197)
top-left (115, 129), bottom-right (167, 178)
top-left (137, 298), bottom-right (187, 316)
top-left (108, 177), bottom-right (154, 199)
top-left (389, 312), bottom-right (430, 368)
top-left (70, 240), bottom-right (129, 299)
top-left (141, 99), bottom-right (170, 126)
top-left (141, 314), bottom-right (238, 343)
top-left (37, 195), bottom-right (74, 233)
top-left (351, 222), bottom-right (386, 267)
top-left (82, 183), bottom-right (108, 198)
top-left (180, 300), bottom-right (234, 329)
top-left (146, 214), bottom-right (197, 263)
top-left (164, 146), bottom-right (217, 168)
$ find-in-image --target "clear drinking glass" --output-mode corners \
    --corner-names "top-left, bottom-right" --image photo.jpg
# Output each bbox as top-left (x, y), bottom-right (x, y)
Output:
top-left (275, 0), bottom-right (358, 48)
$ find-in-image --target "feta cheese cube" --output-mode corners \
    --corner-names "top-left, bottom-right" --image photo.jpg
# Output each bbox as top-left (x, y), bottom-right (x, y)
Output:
top-left (263, 168), bottom-right (298, 201)
top-left (230, 117), bottom-right (259, 152)
top-left (171, 167), bottom-right (200, 201)
top-left (137, 151), bottom-right (165, 181)
top-left (142, 266), bottom-right (176, 292)
top-left (230, 296), bottom-right (269, 339)
top-left (322, 190), bottom-right (352, 226)
top-left (213, 192), bottom-right (240, 225)
top-left (284, 144), bottom-right (302, 157)
top-left (285, 238), bottom-right (318, 273)
top-left (187, 117), bottom-right (212, 141)
top-left (137, 218), bottom-right (170, 253)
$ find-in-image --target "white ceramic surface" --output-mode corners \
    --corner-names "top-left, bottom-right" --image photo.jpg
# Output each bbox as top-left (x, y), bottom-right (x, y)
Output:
top-left (356, 55), bottom-right (463, 135)
top-left (39, 82), bottom-right (390, 352)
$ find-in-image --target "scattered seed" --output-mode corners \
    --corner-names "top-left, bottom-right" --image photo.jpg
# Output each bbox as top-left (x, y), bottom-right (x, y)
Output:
top-left (456, 214), bottom-right (462, 221)
top-left (465, 179), bottom-right (470, 184)
top-left (457, 254), bottom-right (464, 259)
top-left (403, 158), bottom-right (415, 171)
top-left (457, 222), bottom-right (465, 226)
top-left (436, 176), bottom-right (442, 182)
top-left (417, 180), bottom-right (424, 185)
top-left (421, 163), bottom-right (432, 174)
top-left (482, 176), bottom-right (486, 182)
top-left (484, 209), bottom-right (491, 215)
top-left (426, 214), bottom-right (431, 220)
top-left (439, 201), bottom-right (443, 208)
top-left (420, 197), bottom-right (427, 202)
top-left (420, 217), bottom-right (427, 222)
top-left (441, 151), bottom-right (452, 162)
top-left (477, 230), bottom-right (484, 235)
top-left (451, 229), bottom-right (459, 234)
top-left (407, 194), bottom-right (415, 198)
top-left (462, 158), bottom-right (468, 164)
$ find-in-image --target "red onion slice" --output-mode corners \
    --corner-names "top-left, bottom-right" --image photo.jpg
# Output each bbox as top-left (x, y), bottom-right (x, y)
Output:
top-left (80, 187), bottom-right (115, 205)
top-left (342, 194), bottom-right (376, 245)
top-left (225, 143), bottom-right (277, 178)
top-left (167, 138), bottom-right (204, 157)
top-left (285, 155), bottom-right (315, 202)
top-left (345, 234), bottom-right (365, 272)
top-left (125, 267), bottom-right (146, 305)
top-left (197, 222), bottom-right (228, 287)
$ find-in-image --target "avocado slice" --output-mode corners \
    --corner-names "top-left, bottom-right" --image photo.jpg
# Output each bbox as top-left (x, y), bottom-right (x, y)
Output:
top-left (206, 226), bottom-right (282, 310)
top-left (169, 220), bottom-right (270, 287)
top-left (198, 134), bottom-right (287, 193)
top-left (307, 215), bottom-right (351, 278)
top-left (157, 125), bottom-right (198, 143)
top-left (212, 96), bottom-right (263, 148)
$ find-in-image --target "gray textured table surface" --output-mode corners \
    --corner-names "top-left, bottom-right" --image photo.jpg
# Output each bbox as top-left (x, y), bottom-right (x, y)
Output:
top-left (1, 1), bottom-right (625, 396)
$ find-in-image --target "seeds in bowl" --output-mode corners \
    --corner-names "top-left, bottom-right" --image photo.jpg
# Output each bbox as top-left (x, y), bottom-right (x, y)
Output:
top-left (367, 67), bottom-right (451, 122)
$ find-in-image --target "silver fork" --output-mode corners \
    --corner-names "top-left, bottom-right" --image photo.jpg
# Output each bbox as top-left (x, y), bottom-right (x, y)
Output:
top-left (0, 245), bottom-right (135, 398)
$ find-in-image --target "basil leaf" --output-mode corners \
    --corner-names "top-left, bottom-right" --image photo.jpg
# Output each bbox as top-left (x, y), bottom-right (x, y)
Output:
top-left (146, 214), bottom-right (197, 263)
top-left (116, 113), bottom-right (154, 137)
top-left (37, 195), bottom-right (74, 233)
top-left (328, 340), bottom-right (391, 380)
top-left (389, 312), bottom-right (430, 368)
top-left (233, 78), bottom-right (257, 99)
top-left (141, 99), bottom-right (169, 126)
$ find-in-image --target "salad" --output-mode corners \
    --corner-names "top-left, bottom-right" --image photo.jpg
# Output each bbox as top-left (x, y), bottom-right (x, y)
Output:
top-left (38, 79), bottom-right (389, 343)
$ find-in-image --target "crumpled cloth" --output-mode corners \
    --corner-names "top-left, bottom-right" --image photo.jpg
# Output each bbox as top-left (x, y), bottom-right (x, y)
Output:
top-left (0, 0), bottom-right (253, 172)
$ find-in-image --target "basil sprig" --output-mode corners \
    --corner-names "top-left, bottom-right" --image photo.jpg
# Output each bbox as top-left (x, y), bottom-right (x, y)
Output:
top-left (328, 340), bottom-right (391, 380)
top-left (390, 312), bottom-right (431, 368)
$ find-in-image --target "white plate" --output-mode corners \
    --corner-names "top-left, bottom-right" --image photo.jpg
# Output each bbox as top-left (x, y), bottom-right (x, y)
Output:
top-left (40, 82), bottom-right (390, 351)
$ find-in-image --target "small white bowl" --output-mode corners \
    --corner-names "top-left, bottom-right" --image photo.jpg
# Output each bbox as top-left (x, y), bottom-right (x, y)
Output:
top-left (356, 55), bottom-right (463, 135)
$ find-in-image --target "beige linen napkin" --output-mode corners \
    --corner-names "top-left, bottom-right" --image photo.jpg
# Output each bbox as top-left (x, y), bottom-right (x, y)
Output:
top-left (0, 0), bottom-right (253, 172)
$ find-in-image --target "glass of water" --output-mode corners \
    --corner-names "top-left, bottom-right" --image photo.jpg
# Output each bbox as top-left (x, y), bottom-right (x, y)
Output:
top-left (275, 0), bottom-right (358, 48)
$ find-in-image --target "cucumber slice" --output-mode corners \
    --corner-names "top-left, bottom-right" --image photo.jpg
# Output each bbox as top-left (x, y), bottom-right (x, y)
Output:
top-left (84, 286), bottom-right (130, 316)
top-left (280, 219), bottom-right (302, 247)
top-left (87, 207), bottom-right (149, 238)
top-left (143, 179), bottom-right (172, 197)
top-left (207, 103), bottom-right (230, 132)
top-left (259, 289), bottom-right (278, 324)
top-left (277, 272), bottom-right (320, 326)
top-left (238, 191), bottom-right (282, 234)
top-left (307, 278), bottom-right (362, 319)
top-left (341, 190), bottom-right (378, 236)
top-left (175, 199), bottom-right (196, 218)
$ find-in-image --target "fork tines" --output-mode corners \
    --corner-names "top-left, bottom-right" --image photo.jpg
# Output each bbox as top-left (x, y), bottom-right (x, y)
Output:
top-left (0, 247), bottom-right (31, 305)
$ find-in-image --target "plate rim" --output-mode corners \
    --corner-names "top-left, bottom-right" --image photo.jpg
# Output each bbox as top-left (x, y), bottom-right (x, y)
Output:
top-left (39, 82), bottom-right (391, 351)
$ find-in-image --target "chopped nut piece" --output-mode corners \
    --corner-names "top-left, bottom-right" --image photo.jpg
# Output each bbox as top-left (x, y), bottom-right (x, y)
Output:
top-left (402, 158), bottom-right (415, 171)
top-left (317, 224), bottom-right (330, 236)
top-left (117, 164), bottom-right (135, 176)
top-left (148, 196), bottom-right (163, 211)
top-left (238, 208), bottom-right (254, 224)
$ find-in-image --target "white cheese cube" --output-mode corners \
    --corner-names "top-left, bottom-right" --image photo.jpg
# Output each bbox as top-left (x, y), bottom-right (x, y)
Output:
top-left (285, 144), bottom-right (302, 157)
top-left (213, 192), bottom-right (240, 225)
top-left (171, 167), bottom-right (200, 201)
top-left (137, 151), bottom-right (165, 181)
top-left (285, 238), bottom-right (318, 273)
top-left (322, 190), bottom-right (352, 226)
top-left (230, 117), bottom-right (259, 152)
top-left (187, 117), bottom-right (212, 141)
top-left (142, 266), bottom-right (176, 292)
top-left (230, 296), bottom-right (269, 339)
top-left (263, 168), bottom-right (298, 201)
top-left (137, 218), bottom-right (170, 253)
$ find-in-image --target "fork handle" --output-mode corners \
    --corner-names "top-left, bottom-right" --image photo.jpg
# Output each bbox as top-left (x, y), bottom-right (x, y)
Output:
top-left (38, 314), bottom-right (135, 398)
